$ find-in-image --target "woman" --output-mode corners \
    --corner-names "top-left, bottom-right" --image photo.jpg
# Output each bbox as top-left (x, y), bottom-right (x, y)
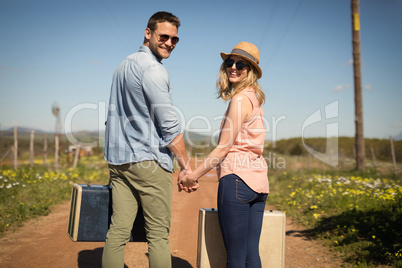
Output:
top-left (180, 41), bottom-right (269, 267)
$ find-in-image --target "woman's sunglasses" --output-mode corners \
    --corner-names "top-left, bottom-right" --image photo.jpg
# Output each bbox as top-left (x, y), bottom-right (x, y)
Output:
top-left (154, 31), bottom-right (180, 45)
top-left (224, 59), bottom-right (248, 71)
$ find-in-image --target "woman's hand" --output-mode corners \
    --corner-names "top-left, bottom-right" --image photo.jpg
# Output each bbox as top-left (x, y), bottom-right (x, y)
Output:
top-left (178, 169), bottom-right (199, 193)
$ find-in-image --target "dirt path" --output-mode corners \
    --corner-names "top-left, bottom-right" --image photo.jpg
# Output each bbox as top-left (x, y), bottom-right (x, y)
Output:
top-left (0, 167), bottom-right (344, 268)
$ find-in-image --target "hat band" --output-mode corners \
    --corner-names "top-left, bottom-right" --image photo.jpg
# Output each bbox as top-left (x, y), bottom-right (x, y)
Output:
top-left (231, 49), bottom-right (257, 64)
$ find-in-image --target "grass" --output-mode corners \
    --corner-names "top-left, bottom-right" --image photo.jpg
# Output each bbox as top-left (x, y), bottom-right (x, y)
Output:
top-left (0, 155), bottom-right (109, 236)
top-left (268, 168), bottom-right (402, 267)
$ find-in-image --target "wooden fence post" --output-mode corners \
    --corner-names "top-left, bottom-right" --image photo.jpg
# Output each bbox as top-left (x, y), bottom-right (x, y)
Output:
top-left (55, 135), bottom-right (59, 171)
top-left (13, 127), bottom-right (18, 169)
top-left (29, 130), bottom-right (35, 168)
top-left (72, 144), bottom-right (81, 169)
top-left (370, 145), bottom-right (377, 169)
top-left (390, 136), bottom-right (397, 175)
top-left (43, 133), bottom-right (47, 165)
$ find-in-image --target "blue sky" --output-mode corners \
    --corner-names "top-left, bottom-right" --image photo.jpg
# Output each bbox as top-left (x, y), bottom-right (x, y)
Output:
top-left (1, 0), bottom-right (401, 141)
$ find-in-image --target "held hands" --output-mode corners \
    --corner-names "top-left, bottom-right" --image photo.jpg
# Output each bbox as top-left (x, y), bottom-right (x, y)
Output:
top-left (177, 169), bottom-right (199, 193)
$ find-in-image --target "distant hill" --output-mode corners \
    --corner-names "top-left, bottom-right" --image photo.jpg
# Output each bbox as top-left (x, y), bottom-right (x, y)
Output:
top-left (2, 127), bottom-right (400, 163)
top-left (269, 136), bottom-right (401, 163)
top-left (0, 127), bottom-right (102, 137)
top-left (183, 130), bottom-right (213, 144)
top-left (1, 127), bottom-right (212, 141)
top-left (2, 127), bottom-right (47, 134)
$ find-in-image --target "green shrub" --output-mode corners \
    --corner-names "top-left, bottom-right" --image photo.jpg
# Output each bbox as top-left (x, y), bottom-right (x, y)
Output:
top-left (268, 170), bottom-right (402, 267)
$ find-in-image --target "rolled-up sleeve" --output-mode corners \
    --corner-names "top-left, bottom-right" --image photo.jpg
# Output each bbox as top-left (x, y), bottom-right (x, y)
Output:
top-left (142, 65), bottom-right (182, 147)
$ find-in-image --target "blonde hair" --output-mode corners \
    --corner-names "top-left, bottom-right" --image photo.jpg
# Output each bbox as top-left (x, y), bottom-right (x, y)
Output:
top-left (217, 62), bottom-right (265, 105)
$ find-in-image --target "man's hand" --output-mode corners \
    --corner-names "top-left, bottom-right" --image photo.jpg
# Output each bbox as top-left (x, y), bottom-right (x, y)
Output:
top-left (178, 169), bottom-right (199, 193)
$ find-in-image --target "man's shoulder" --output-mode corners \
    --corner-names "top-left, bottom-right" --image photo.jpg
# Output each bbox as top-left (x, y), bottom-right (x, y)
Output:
top-left (126, 50), bottom-right (152, 63)
top-left (127, 50), bottom-right (164, 72)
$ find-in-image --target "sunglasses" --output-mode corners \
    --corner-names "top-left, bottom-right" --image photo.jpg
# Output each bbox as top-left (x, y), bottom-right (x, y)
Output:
top-left (153, 30), bottom-right (179, 45)
top-left (224, 59), bottom-right (248, 71)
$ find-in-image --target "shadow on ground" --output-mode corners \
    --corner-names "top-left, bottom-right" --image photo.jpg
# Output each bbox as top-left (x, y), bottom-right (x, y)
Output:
top-left (78, 248), bottom-right (193, 267)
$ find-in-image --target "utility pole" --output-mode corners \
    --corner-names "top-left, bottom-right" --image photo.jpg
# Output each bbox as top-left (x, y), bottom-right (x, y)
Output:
top-left (352, 0), bottom-right (365, 171)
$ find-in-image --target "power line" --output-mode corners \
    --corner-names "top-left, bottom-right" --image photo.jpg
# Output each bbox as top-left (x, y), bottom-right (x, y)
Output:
top-left (265, 0), bottom-right (305, 69)
top-left (259, 0), bottom-right (281, 46)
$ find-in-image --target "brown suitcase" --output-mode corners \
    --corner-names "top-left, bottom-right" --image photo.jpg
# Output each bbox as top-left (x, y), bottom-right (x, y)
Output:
top-left (197, 208), bottom-right (286, 268)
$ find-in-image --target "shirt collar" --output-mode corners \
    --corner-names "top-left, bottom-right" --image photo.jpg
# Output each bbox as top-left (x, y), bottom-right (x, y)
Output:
top-left (139, 45), bottom-right (162, 64)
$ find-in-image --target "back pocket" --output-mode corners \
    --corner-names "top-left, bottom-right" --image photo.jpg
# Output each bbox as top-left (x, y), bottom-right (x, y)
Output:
top-left (235, 178), bottom-right (257, 203)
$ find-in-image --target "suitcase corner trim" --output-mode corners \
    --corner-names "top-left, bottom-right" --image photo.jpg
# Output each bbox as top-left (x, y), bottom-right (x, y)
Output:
top-left (67, 183), bottom-right (83, 242)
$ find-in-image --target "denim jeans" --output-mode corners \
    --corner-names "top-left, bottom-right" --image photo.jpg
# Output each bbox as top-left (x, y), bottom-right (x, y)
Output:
top-left (217, 174), bottom-right (268, 268)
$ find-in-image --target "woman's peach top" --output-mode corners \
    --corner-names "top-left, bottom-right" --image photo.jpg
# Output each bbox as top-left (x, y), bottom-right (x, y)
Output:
top-left (217, 88), bottom-right (269, 193)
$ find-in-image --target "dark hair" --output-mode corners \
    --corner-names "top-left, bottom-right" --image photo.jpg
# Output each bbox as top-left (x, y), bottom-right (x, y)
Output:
top-left (147, 11), bottom-right (180, 31)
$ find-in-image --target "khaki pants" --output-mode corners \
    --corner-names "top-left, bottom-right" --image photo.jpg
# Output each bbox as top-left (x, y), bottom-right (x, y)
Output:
top-left (102, 161), bottom-right (172, 268)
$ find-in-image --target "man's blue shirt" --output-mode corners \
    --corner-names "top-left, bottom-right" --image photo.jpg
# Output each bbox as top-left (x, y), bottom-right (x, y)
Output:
top-left (104, 45), bottom-right (182, 172)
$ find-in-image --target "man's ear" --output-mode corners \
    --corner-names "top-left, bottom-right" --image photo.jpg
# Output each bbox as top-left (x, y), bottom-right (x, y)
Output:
top-left (144, 28), bottom-right (152, 40)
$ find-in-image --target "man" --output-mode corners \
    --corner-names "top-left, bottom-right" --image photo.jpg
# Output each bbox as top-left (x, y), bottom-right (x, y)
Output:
top-left (102, 11), bottom-right (198, 268)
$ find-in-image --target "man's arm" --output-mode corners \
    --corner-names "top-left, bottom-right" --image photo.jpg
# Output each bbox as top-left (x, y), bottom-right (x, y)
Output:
top-left (142, 66), bottom-right (197, 191)
top-left (168, 133), bottom-right (190, 171)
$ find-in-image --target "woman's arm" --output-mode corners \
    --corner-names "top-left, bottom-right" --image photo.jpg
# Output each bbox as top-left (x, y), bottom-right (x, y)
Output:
top-left (179, 94), bottom-right (252, 188)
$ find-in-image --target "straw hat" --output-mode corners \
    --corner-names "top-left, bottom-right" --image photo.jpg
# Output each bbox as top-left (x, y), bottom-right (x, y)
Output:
top-left (220, 41), bottom-right (262, 79)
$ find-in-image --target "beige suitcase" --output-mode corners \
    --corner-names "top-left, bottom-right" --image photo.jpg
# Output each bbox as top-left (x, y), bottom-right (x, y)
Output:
top-left (197, 208), bottom-right (286, 268)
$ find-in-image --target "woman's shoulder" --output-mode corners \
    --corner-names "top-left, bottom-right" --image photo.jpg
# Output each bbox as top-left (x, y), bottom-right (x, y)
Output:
top-left (230, 91), bottom-right (254, 115)
top-left (231, 92), bottom-right (252, 105)
top-left (235, 88), bottom-right (259, 105)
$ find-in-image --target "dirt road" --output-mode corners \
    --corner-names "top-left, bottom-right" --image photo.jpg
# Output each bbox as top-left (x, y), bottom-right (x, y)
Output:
top-left (0, 167), bottom-right (343, 267)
